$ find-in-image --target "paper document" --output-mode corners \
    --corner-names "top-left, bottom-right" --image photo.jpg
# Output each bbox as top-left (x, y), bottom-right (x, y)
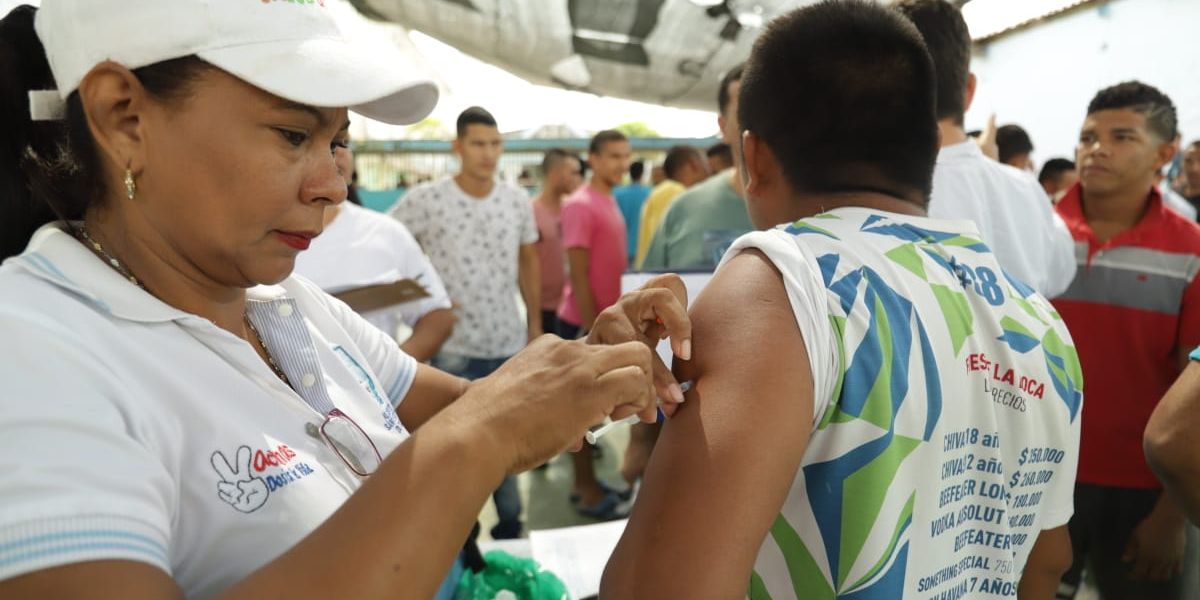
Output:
top-left (530, 519), bottom-right (628, 599)
top-left (330, 278), bottom-right (429, 313)
top-left (620, 272), bottom-right (713, 366)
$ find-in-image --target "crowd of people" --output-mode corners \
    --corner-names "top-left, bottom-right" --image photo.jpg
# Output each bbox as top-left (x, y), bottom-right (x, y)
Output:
top-left (5, 0), bottom-right (1200, 599)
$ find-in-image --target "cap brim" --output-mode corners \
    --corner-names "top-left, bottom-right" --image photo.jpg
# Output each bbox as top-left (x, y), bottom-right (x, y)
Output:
top-left (199, 37), bottom-right (438, 125)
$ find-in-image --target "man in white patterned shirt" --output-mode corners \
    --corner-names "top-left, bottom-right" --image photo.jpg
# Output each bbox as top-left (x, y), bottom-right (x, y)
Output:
top-left (388, 106), bottom-right (540, 539)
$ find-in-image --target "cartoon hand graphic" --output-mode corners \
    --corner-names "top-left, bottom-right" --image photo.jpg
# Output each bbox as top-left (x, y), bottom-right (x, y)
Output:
top-left (211, 445), bottom-right (269, 513)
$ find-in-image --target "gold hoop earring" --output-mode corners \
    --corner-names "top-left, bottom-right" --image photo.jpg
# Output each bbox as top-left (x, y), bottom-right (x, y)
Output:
top-left (124, 168), bottom-right (136, 201)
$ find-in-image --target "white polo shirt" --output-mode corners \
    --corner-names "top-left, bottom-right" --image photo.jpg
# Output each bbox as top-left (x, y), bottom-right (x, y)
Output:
top-left (1162, 182), bottom-right (1199, 221)
top-left (930, 140), bottom-right (1077, 298)
top-left (293, 202), bottom-right (452, 338)
top-left (0, 224), bottom-right (419, 598)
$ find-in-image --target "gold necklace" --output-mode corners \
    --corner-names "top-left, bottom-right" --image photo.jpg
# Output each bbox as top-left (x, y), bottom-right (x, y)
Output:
top-left (77, 225), bottom-right (144, 289)
top-left (75, 224), bottom-right (291, 387)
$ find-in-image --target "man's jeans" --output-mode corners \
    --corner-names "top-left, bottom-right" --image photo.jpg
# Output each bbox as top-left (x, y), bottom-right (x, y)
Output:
top-left (431, 352), bottom-right (523, 539)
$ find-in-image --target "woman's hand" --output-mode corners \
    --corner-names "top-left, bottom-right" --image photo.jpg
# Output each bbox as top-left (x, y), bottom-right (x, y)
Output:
top-left (588, 274), bottom-right (692, 418)
top-left (453, 336), bottom-right (656, 473)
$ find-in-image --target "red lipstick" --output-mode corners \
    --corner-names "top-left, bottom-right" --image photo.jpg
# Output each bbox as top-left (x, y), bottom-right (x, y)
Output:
top-left (276, 231), bottom-right (315, 250)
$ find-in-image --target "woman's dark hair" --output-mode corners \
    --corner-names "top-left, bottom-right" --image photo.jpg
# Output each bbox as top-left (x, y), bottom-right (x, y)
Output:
top-left (0, 5), bottom-right (209, 259)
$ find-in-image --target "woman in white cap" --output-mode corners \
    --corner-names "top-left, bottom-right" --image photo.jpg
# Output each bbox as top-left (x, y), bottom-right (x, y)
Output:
top-left (0, 3), bottom-right (690, 598)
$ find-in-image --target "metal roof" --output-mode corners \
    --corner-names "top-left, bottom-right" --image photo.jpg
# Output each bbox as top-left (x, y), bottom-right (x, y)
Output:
top-left (964, 0), bottom-right (1101, 41)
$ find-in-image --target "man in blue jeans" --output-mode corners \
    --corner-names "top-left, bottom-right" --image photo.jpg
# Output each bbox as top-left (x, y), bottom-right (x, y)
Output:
top-left (429, 354), bottom-right (523, 540)
top-left (392, 107), bottom-right (542, 539)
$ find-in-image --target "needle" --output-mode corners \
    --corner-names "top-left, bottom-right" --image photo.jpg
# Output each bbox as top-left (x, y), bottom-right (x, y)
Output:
top-left (586, 380), bottom-right (693, 445)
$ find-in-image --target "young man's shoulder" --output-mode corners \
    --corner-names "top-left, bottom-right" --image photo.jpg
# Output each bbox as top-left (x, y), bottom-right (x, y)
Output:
top-left (393, 178), bottom-right (448, 206)
top-left (492, 180), bottom-right (530, 201)
top-left (674, 172), bottom-right (735, 208)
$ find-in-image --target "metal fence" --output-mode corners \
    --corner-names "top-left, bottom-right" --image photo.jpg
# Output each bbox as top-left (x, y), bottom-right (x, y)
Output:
top-left (351, 136), bottom-right (719, 211)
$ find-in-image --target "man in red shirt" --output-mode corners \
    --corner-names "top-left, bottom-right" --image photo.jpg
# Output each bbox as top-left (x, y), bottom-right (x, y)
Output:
top-left (1053, 81), bottom-right (1200, 598)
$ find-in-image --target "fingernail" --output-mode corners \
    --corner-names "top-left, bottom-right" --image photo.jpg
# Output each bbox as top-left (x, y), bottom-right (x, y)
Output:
top-left (669, 383), bottom-right (685, 403)
top-left (680, 339), bottom-right (692, 361)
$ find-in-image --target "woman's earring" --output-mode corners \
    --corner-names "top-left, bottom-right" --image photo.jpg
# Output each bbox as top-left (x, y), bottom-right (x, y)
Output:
top-left (124, 168), bottom-right (136, 201)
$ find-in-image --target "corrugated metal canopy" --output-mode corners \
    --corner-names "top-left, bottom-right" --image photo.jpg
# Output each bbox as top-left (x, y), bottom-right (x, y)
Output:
top-left (962, 0), bottom-right (1099, 41)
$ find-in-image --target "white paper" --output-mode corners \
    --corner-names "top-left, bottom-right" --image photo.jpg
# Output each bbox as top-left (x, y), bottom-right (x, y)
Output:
top-left (529, 519), bottom-right (629, 599)
top-left (477, 537), bottom-right (534, 560)
top-left (620, 272), bottom-right (714, 366)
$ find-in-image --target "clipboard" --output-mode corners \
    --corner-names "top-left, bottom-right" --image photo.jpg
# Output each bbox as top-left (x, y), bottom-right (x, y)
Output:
top-left (331, 278), bottom-right (430, 313)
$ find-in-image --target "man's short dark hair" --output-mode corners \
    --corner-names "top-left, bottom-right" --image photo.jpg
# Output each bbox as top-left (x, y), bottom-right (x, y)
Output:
top-left (717, 62), bottom-right (745, 116)
top-left (1087, 81), bottom-right (1178, 142)
top-left (589, 129), bottom-right (628, 155)
top-left (996, 124), bottom-right (1034, 164)
top-left (707, 142), bottom-right (732, 161)
top-left (456, 106), bottom-right (498, 138)
top-left (1188, 140), bottom-right (1200, 152)
top-left (630, 159), bottom-right (646, 181)
top-left (1038, 158), bottom-right (1076, 185)
top-left (541, 148), bottom-right (574, 176)
top-left (663, 145), bottom-right (702, 179)
top-left (894, 0), bottom-right (971, 124)
top-left (739, 0), bottom-right (938, 200)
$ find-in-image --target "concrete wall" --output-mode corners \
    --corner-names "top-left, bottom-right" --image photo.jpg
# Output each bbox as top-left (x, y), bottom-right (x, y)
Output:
top-left (966, 0), bottom-right (1200, 166)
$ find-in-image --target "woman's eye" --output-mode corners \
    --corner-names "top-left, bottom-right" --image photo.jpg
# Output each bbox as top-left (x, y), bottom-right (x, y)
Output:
top-left (276, 128), bottom-right (309, 146)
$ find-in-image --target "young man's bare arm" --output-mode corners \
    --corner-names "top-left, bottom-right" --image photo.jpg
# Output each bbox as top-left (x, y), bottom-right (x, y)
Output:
top-left (518, 243), bottom-right (542, 341)
top-left (400, 308), bottom-right (456, 362)
top-left (1017, 525), bottom-right (1072, 599)
top-left (602, 249), bottom-right (814, 598)
top-left (1146, 361), bottom-right (1200, 524)
top-left (566, 247), bottom-right (598, 333)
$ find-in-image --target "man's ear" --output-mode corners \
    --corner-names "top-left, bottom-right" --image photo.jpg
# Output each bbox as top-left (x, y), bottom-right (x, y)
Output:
top-left (1154, 137), bottom-right (1179, 173)
top-left (77, 61), bottom-right (152, 178)
top-left (741, 130), bottom-right (778, 200)
top-left (963, 72), bottom-right (977, 114)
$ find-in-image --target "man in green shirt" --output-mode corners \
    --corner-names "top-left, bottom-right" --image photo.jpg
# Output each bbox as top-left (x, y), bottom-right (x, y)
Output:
top-left (640, 64), bottom-right (754, 271)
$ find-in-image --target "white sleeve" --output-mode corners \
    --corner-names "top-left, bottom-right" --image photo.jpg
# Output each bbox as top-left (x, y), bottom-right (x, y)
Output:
top-left (391, 221), bottom-right (452, 326)
top-left (0, 313), bottom-right (174, 581)
top-left (1038, 408), bottom-right (1081, 529)
top-left (720, 230), bottom-right (840, 426)
top-left (294, 278), bottom-right (419, 407)
top-left (1041, 206), bottom-right (1078, 300)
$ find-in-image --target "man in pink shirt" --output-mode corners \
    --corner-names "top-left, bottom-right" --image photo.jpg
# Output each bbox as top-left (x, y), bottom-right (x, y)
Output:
top-left (557, 130), bottom-right (632, 340)
top-left (558, 130), bottom-right (632, 519)
top-left (532, 149), bottom-right (583, 335)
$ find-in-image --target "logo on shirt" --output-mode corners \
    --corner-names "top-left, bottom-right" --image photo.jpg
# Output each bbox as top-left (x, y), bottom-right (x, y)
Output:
top-left (211, 444), bottom-right (316, 513)
top-left (333, 346), bottom-right (402, 432)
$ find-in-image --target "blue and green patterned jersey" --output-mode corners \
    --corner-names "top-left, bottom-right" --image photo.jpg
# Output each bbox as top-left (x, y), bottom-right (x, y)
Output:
top-left (724, 207), bottom-right (1083, 599)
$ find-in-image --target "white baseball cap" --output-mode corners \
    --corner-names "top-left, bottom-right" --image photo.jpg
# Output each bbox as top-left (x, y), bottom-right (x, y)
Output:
top-left (33, 0), bottom-right (437, 125)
